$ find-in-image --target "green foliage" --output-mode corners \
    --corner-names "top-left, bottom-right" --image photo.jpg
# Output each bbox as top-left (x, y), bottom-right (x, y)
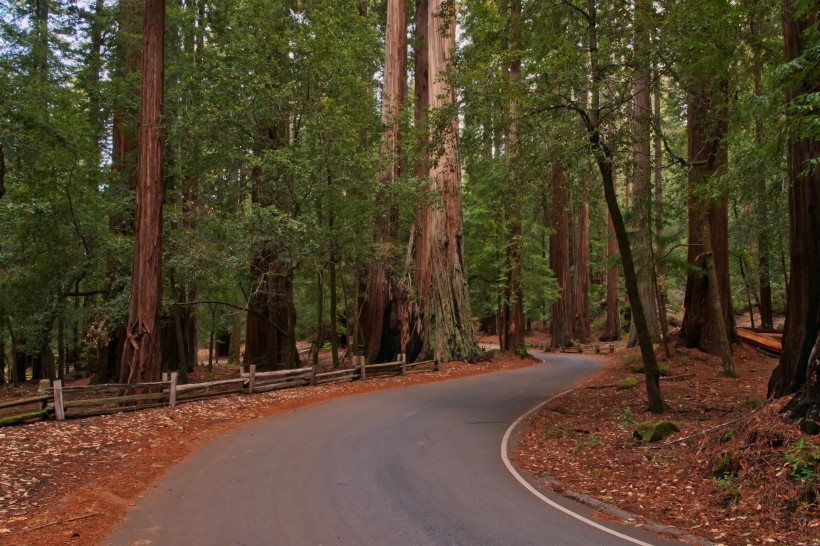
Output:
top-left (785, 440), bottom-right (820, 487)
top-left (613, 407), bottom-right (636, 427)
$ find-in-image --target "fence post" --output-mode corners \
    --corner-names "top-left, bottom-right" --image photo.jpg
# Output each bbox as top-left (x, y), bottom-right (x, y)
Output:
top-left (400, 353), bottom-right (406, 376)
top-left (162, 372), bottom-right (169, 382)
top-left (359, 355), bottom-right (366, 380)
top-left (434, 351), bottom-right (441, 372)
top-left (168, 372), bottom-right (178, 407)
top-left (53, 380), bottom-right (65, 421)
top-left (248, 364), bottom-right (256, 394)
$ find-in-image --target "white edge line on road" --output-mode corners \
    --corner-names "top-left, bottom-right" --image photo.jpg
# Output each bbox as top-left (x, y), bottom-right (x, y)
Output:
top-left (501, 392), bottom-right (657, 546)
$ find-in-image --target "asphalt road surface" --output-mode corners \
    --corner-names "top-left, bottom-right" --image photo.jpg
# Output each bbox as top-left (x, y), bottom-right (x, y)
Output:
top-left (107, 354), bottom-right (680, 546)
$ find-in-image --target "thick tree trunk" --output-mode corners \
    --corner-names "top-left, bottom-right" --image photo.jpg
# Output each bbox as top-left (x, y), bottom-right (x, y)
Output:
top-left (681, 84), bottom-right (736, 356)
top-left (366, 0), bottom-right (406, 363)
top-left (498, 0), bottom-right (526, 354)
top-left (408, 0), bottom-right (479, 363)
top-left (119, 0), bottom-right (165, 384)
top-left (550, 164), bottom-right (572, 348)
top-left (767, 0), bottom-right (820, 419)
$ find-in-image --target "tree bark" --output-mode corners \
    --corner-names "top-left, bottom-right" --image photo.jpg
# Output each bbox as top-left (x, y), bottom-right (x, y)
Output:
top-left (572, 176), bottom-right (591, 342)
top-left (600, 211), bottom-right (621, 341)
top-left (767, 0), bottom-right (820, 419)
top-left (681, 82), bottom-right (736, 356)
top-left (627, 1), bottom-right (661, 347)
top-left (498, 0), bottom-right (526, 354)
top-left (366, 0), bottom-right (406, 363)
top-left (652, 60), bottom-right (670, 354)
top-left (752, 18), bottom-right (774, 329)
top-left (100, 0), bottom-right (141, 383)
top-left (119, 0), bottom-right (165, 384)
top-left (228, 311), bottom-right (242, 364)
top-left (408, 0), bottom-right (479, 363)
top-left (587, 0), bottom-right (662, 412)
top-left (550, 164), bottom-right (572, 348)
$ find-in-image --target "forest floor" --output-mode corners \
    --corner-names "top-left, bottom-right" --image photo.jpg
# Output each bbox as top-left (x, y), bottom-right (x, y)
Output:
top-left (510, 328), bottom-right (819, 546)
top-left (0, 350), bottom-right (534, 546)
top-left (2, 331), bottom-right (818, 546)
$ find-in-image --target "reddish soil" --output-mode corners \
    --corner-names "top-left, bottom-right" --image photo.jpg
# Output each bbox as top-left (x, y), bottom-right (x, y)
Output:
top-left (0, 353), bottom-right (533, 546)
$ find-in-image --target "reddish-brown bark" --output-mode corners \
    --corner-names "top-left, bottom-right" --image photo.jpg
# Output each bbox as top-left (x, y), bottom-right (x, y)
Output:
top-left (366, 0), bottom-right (406, 363)
top-left (119, 0), bottom-right (165, 384)
top-left (550, 164), bottom-right (572, 348)
top-left (767, 1), bottom-right (820, 417)
top-left (572, 185), bottom-right (591, 343)
top-left (681, 83), bottom-right (736, 356)
top-left (408, 0), bottom-right (479, 362)
top-left (498, 0), bottom-right (526, 354)
top-left (600, 211), bottom-right (621, 342)
top-left (628, 8), bottom-right (660, 346)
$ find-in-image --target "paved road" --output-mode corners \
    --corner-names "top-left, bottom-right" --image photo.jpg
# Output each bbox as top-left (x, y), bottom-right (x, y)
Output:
top-left (107, 355), bottom-right (679, 546)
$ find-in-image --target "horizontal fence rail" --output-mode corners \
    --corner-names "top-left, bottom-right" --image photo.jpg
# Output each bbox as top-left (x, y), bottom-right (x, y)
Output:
top-left (0, 353), bottom-right (440, 427)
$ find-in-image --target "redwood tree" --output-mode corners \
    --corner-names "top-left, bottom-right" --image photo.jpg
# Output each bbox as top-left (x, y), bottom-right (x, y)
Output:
top-left (119, 0), bottom-right (165, 384)
top-left (366, 0), bottom-right (406, 363)
top-left (627, 0), bottom-right (661, 347)
top-left (678, 0), bottom-right (737, 360)
top-left (767, 0), bottom-right (820, 424)
top-left (408, 0), bottom-right (479, 362)
top-left (550, 163), bottom-right (572, 348)
top-left (498, 0), bottom-right (526, 354)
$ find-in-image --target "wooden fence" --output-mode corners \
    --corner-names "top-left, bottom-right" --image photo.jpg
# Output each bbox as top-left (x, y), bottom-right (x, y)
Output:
top-left (0, 353), bottom-right (439, 427)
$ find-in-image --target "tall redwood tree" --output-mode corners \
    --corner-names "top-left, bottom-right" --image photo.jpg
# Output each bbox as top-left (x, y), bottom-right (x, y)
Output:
top-left (407, 0), bottom-right (479, 363)
top-left (366, 0), bottom-right (406, 363)
top-left (119, 0), bottom-right (165, 384)
top-left (767, 0), bottom-right (820, 423)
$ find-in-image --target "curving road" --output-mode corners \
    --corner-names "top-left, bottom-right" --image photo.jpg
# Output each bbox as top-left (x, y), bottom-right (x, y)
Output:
top-left (107, 355), bottom-right (679, 546)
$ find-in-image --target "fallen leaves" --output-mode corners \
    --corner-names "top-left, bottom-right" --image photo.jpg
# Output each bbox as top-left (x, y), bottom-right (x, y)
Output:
top-left (512, 344), bottom-right (819, 546)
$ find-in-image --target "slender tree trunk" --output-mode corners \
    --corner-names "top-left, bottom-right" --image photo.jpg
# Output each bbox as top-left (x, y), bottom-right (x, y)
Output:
top-left (329, 208), bottom-right (339, 368)
top-left (652, 61), bottom-right (670, 355)
top-left (315, 266), bottom-right (324, 368)
top-left (119, 0), bottom-right (165, 384)
top-left (572, 177), bottom-right (591, 342)
top-left (407, 0), bottom-right (479, 363)
top-left (600, 212), bottom-right (621, 341)
top-left (57, 298), bottom-right (65, 380)
top-left (588, 0), bottom-right (662, 412)
top-left (550, 164), bottom-right (572, 348)
top-left (627, 2), bottom-right (661, 347)
top-left (0, 144), bottom-right (5, 201)
top-left (752, 19), bottom-right (773, 329)
top-left (228, 312), bottom-right (242, 364)
top-left (366, 0), bottom-right (406, 363)
top-left (767, 0), bottom-right (820, 419)
top-left (499, 0), bottom-right (526, 354)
